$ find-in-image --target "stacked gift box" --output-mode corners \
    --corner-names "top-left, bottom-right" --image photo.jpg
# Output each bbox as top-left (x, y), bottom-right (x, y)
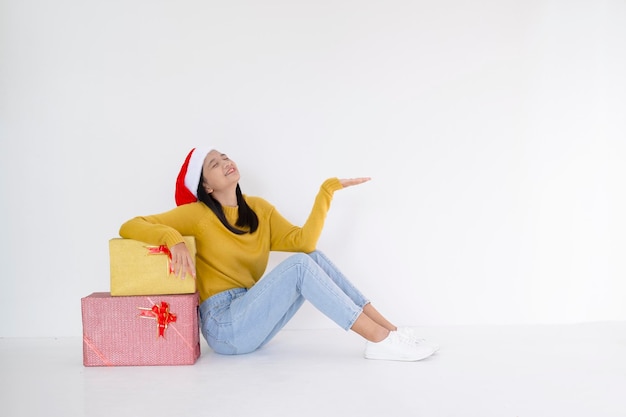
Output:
top-left (81, 237), bottom-right (201, 366)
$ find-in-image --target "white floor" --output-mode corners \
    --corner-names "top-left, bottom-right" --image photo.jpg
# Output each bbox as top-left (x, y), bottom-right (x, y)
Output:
top-left (2, 322), bottom-right (626, 417)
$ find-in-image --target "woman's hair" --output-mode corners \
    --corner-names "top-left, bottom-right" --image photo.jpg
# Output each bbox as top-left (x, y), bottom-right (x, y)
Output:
top-left (196, 174), bottom-right (259, 235)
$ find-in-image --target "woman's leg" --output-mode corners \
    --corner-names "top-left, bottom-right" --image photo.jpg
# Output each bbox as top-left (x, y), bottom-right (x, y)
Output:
top-left (307, 251), bottom-right (438, 355)
top-left (350, 312), bottom-right (390, 342)
top-left (200, 252), bottom-right (402, 354)
top-left (202, 252), bottom-right (378, 354)
top-left (362, 304), bottom-right (397, 331)
top-left (199, 251), bottom-right (437, 360)
top-left (307, 250), bottom-right (398, 332)
top-left (255, 250), bottom-right (395, 345)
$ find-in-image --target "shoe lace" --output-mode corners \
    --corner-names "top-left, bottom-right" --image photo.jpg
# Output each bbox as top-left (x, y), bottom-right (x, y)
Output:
top-left (397, 328), bottom-right (422, 342)
top-left (395, 331), bottom-right (418, 344)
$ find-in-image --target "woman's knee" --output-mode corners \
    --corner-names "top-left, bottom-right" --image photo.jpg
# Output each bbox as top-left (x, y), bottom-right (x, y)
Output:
top-left (306, 250), bottom-right (324, 262)
top-left (289, 252), bottom-right (316, 268)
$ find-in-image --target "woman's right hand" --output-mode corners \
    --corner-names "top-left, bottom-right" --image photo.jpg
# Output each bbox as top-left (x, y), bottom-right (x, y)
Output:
top-left (169, 242), bottom-right (196, 279)
top-left (339, 177), bottom-right (371, 188)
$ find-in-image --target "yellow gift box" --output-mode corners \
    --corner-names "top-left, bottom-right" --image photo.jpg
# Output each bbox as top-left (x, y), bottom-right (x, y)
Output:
top-left (109, 237), bottom-right (196, 296)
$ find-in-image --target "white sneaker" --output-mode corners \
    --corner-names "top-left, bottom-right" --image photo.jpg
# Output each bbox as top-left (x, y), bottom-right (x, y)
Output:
top-left (364, 331), bottom-right (436, 361)
top-left (396, 327), bottom-right (440, 353)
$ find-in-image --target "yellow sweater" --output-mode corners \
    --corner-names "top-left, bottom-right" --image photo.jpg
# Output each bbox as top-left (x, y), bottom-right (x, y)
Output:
top-left (119, 178), bottom-right (343, 303)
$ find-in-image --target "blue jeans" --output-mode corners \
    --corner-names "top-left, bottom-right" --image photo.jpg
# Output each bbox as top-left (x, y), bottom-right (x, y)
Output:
top-left (198, 250), bottom-right (370, 355)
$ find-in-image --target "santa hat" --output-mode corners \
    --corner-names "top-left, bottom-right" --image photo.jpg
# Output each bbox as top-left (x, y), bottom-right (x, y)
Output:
top-left (175, 147), bottom-right (211, 206)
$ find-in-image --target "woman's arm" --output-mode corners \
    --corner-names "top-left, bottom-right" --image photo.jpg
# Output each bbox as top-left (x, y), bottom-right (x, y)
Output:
top-left (268, 177), bottom-right (370, 252)
top-left (118, 204), bottom-right (204, 278)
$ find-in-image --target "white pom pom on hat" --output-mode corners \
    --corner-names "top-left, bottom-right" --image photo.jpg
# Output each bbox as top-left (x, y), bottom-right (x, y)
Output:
top-left (175, 147), bottom-right (212, 206)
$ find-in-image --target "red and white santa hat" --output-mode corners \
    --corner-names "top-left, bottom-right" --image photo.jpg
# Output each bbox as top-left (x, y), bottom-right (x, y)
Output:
top-left (175, 147), bottom-right (211, 206)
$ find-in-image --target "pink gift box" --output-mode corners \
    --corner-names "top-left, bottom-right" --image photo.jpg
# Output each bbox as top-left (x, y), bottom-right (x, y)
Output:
top-left (81, 292), bottom-right (201, 366)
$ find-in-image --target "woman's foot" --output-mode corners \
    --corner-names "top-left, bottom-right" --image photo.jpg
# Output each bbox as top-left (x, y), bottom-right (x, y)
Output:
top-left (364, 331), bottom-right (436, 361)
top-left (396, 327), bottom-right (440, 352)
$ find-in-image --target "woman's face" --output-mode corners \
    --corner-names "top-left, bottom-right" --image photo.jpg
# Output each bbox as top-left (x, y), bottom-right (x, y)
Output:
top-left (201, 150), bottom-right (240, 193)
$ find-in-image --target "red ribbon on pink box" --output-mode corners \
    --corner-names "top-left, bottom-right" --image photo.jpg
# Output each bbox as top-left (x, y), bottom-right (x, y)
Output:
top-left (138, 301), bottom-right (177, 338)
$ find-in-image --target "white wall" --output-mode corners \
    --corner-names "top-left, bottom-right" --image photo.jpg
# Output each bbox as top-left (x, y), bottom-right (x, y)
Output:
top-left (1, 0), bottom-right (625, 337)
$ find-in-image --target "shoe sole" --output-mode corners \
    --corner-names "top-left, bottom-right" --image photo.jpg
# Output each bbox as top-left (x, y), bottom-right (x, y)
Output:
top-left (364, 350), bottom-right (435, 362)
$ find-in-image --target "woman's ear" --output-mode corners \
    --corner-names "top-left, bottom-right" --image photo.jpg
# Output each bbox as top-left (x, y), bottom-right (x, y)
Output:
top-left (203, 182), bottom-right (213, 194)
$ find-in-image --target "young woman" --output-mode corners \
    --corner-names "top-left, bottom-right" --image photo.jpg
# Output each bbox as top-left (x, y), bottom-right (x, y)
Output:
top-left (119, 147), bottom-right (438, 361)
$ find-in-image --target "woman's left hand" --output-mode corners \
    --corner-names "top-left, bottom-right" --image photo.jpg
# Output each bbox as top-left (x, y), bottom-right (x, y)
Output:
top-left (339, 177), bottom-right (371, 188)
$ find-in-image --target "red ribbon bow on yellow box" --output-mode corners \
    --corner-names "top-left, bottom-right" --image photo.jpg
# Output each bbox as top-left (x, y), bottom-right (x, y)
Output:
top-left (146, 245), bottom-right (174, 274)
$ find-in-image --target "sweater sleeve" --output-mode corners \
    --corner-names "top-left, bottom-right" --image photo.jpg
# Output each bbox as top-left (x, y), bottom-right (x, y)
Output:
top-left (268, 177), bottom-right (343, 252)
top-left (118, 203), bottom-right (203, 248)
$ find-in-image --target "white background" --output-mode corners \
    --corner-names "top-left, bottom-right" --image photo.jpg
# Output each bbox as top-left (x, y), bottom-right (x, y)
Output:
top-left (1, 0), bottom-right (624, 337)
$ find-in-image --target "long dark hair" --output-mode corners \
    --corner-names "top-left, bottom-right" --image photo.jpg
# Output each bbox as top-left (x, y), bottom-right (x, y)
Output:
top-left (196, 175), bottom-right (259, 235)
